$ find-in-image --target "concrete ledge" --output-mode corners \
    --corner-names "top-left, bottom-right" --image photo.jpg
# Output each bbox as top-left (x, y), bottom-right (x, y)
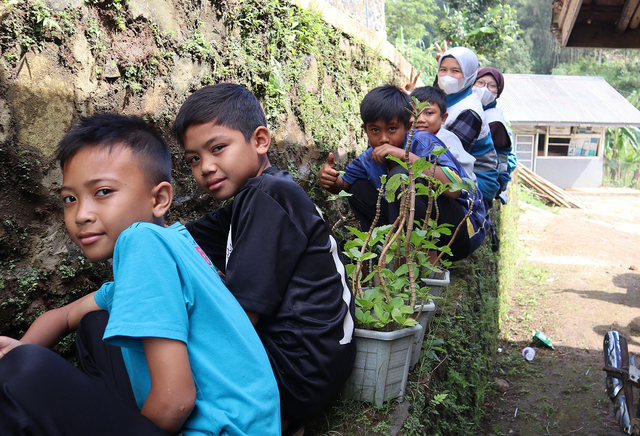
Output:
top-left (289, 0), bottom-right (424, 85)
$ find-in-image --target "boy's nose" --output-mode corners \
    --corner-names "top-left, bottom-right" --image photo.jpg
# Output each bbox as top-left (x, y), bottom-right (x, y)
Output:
top-left (200, 156), bottom-right (217, 175)
top-left (75, 199), bottom-right (96, 225)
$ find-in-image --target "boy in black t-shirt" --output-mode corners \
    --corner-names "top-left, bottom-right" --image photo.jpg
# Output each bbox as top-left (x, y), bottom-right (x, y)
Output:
top-left (174, 83), bottom-right (356, 436)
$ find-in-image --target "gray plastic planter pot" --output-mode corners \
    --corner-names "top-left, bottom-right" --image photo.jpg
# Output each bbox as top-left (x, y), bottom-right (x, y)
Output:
top-left (343, 324), bottom-right (423, 406)
top-left (420, 270), bottom-right (451, 299)
top-left (409, 300), bottom-right (437, 370)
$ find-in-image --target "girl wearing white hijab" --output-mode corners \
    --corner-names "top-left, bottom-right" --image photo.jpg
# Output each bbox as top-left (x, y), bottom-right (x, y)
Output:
top-left (436, 47), bottom-right (500, 206)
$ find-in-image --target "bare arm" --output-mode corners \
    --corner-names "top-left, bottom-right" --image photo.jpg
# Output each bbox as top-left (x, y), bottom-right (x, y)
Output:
top-left (246, 310), bottom-right (260, 326)
top-left (20, 292), bottom-right (101, 348)
top-left (432, 166), bottom-right (461, 199)
top-left (141, 337), bottom-right (196, 435)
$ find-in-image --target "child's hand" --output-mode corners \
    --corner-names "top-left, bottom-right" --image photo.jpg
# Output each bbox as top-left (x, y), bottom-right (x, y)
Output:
top-left (434, 41), bottom-right (448, 61)
top-left (319, 152), bottom-right (340, 189)
top-left (0, 336), bottom-right (21, 359)
top-left (372, 145), bottom-right (404, 163)
top-left (402, 67), bottom-right (421, 94)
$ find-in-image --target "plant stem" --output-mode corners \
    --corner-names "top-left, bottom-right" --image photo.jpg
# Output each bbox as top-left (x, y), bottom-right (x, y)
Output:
top-left (377, 194), bottom-right (407, 302)
top-left (353, 186), bottom-right (384, 298)
top-left (404, 108), bottom-right (419, 310)
top-left (434, 187), bottom-right (476, 265)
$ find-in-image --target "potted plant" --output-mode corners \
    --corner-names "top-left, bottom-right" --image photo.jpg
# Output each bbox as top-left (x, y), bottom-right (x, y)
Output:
top-left (339, 99), bottom-right (476, 405)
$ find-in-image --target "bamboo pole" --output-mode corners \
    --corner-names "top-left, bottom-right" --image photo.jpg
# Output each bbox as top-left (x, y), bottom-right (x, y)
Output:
top-left (516, 163), bottom-right (585, 208)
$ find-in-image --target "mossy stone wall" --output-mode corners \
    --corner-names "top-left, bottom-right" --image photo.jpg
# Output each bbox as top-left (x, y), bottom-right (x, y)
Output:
top-left (0, 0), bottom-right (407, 337)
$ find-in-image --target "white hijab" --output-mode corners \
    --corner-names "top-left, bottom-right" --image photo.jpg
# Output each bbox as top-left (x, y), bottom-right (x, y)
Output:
top-left (437, 47), bottom-right (479, 92)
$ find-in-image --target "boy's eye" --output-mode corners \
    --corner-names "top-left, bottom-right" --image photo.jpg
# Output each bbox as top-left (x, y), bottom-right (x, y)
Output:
top-left (212, 144), bottom-right (225, 153)
top-left (389, 127), bottom-right (397, 132)
top-left (96, 189), bottom-right (112, 197)
top-left (186, 155), bottom-right (200, 166)
top-left (61, 195), bottom-right (76, 204)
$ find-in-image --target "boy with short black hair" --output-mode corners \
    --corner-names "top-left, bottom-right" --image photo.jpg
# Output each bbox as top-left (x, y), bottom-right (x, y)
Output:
top-left (319, 84), bottom-right (488, 262)
top-left (173, 83), bottom-right (356, 436)
top-left (410, 86), bottom-right (477, 183)
top-left (0, 114), bottom-right (281, 436)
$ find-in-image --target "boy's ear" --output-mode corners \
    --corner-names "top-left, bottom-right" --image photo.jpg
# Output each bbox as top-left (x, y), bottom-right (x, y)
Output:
top-left (252, 126), bottom-right (271, 155)
top-left (441, 111), bottom-right (449, 125)
top-left (151, 181), bottom-right (173, 218)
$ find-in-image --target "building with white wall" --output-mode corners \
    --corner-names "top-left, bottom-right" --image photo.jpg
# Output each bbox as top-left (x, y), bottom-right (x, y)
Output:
top-left (500, 74), bottom-right (640, 188)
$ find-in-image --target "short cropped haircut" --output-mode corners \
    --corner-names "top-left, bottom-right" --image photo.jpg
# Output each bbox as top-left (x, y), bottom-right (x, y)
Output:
top-left (360, 84), bottom-right (412, 128)
top-left (56, 114), bottom-right (171, 184)
top-left (410, 86), bottom-right (447, 117)
top-left (173, 83), bottom-right (267, 147)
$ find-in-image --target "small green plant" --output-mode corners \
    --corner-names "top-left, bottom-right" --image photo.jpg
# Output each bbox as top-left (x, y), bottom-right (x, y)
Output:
top-left (85, 17), bottom-right (107, 57)
top-left (342, 98), bottom-right (475, 331)
top-left (181, 21), bottom-right (216, 62)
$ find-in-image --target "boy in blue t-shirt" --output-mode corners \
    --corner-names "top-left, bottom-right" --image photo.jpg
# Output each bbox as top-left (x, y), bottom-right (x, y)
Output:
top-left (0, 114), bottom-right (280, 436)
top-left (173, 83), bottom-right (356, 436)
top-left (319, 84), bottom-right (488, 261)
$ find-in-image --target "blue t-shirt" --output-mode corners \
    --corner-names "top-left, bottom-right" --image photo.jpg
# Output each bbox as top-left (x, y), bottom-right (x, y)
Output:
top-left (94, 222), bottom-right (280, 436)
top-left (342, 131), bottom-right (488, 253)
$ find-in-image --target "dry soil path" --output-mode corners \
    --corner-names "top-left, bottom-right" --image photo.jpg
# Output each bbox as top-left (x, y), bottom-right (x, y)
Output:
top-left (484, 188), bottom-right (640, 435)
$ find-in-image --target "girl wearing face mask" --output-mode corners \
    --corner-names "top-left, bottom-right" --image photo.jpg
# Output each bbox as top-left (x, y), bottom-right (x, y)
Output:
top-left (436, 47), bottom-right (500, 207)
top-left (473, 67), bottom-right (517, 195)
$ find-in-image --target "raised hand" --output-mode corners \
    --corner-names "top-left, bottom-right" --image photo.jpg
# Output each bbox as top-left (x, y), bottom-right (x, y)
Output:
top-left (402, 67), bottom-right (422, 94)
top-left (319, 152), bottom-right (339, 190)
top-left (372, 144), bottom-right (403, 164)
top-left (434, 41), bottom-right (448, 62)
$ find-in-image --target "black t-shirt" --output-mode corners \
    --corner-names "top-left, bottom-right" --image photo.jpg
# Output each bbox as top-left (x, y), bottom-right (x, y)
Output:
top-left (186, 167), bottom-right (356, 417)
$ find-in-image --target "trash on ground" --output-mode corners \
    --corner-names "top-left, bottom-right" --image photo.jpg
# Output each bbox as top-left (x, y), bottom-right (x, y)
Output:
top-left (533, 330), bottom-right (555, 349)
top-left (522, 347), bottom-right (536, 361)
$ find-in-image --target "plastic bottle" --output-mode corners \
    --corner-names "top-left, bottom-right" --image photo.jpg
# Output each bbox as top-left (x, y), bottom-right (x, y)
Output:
top-left (522, 347), bottom-right (536, 361)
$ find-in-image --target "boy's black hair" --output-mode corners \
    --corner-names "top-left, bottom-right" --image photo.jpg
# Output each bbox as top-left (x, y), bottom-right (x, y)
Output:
top-left (410, 86), bottom-right (447, 117)
top-left (360, 84), bottom-right (412, 128)
top-left (56, 114), bottom-right (171, 184)
top-left (173, 83), bottom-right (267, 147)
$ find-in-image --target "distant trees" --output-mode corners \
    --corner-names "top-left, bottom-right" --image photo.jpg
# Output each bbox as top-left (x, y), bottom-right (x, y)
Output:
top-left (604, 92), bottom-right (640, 188)
top-left (386, 0), bottom-right (521, 77)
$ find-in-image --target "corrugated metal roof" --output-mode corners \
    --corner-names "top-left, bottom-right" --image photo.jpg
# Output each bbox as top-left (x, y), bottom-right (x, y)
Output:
top-left (500, 74), bottom-right (640, 127)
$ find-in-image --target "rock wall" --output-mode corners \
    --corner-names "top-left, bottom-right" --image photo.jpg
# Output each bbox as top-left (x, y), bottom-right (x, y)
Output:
top-left (0, 0), bottom-right (409, 338)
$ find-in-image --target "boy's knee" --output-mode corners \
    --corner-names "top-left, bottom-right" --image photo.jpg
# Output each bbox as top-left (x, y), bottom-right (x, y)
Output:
top-left (0, 344), bottom-right (56, 382)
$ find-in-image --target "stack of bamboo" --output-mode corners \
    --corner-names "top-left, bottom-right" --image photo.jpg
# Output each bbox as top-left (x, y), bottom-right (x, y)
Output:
top-left (516, 162), bottom-right (585, 208)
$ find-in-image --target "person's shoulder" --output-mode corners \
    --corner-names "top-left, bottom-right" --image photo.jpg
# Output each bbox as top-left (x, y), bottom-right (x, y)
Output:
top-left (238, 167), bottom-right (312, 208)
top-left (412, 130), bottom-right (443, 149)
top-left (352, 147), bottom-right (374, 162)
top-left (118, 222), bottom-right (185, 248)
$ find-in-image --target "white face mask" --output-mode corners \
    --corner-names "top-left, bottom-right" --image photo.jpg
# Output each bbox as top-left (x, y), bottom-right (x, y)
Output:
top-left (438, 75), bottom-right (464, 95)
top-left (473, 86), bottom-right (497, 106)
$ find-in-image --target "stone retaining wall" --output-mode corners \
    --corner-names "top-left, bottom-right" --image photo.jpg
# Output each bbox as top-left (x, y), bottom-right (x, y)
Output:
top-left (0, 0), bottom-right (415, 336)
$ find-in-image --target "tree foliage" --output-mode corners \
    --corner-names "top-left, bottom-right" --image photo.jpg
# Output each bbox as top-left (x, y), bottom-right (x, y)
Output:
top-left (386, 0), bottom-right (438, 43)
top-left (553, 54), bottom-right (640, 97)
top-left (386, 0), bottom-right (521, 75)
top-left (434, 3), bottom-right (520, 63)
top-left (604, 92), bottom-right (640, 188)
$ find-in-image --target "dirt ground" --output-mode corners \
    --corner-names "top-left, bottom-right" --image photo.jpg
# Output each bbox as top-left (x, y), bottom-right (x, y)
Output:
top-left (483, 188), bottom-right (640, 436)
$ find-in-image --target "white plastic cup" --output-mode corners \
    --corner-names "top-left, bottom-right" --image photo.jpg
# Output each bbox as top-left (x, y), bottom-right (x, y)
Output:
top-left (522, 347), bottom-right (536, 361)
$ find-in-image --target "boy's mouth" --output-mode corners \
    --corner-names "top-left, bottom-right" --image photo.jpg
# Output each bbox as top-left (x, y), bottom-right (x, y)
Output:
top-left (206, 177), bottom-right (225, 191)
top-left (77, 232), bottom-right (103, 245)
